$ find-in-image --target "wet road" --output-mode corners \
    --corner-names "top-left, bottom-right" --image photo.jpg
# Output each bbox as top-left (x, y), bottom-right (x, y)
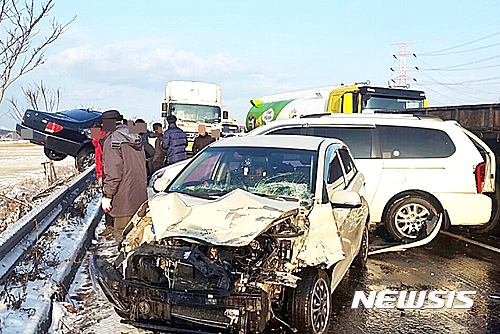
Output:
top-left (64, 228), bottom-right (500, 334)
top-left (328, 229), bottom-right (500, 334)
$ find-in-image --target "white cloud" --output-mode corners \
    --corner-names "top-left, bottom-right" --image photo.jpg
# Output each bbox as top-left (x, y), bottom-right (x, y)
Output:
top-left (248, 73), bottom-right (304, 92)
top-left (47, 39), bottom-right (244, 86)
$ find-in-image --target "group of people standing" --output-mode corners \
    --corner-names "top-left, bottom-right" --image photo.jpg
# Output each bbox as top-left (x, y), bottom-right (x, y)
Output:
top-left (92, 110), bottom-right (213, 244)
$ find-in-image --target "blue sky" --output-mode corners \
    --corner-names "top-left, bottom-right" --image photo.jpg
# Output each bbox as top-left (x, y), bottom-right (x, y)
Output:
top-left (1, 0), bottom-right (499, 129)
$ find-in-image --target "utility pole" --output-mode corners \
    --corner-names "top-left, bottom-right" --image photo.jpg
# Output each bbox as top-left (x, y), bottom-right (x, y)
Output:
top-left (390, 43), bottom-right (418, 88)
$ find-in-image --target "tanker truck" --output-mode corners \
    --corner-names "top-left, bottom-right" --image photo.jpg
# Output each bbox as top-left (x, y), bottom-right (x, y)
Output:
top-left (245, 81), bottom-right (428, 131)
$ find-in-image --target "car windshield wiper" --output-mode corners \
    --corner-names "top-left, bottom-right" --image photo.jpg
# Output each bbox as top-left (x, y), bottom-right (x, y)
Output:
top-left (173, 191), bottom-right (213, 200)
top-left (252, 192), bottom-right (299, 202)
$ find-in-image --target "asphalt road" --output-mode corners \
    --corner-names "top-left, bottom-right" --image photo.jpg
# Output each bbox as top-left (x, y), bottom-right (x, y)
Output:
top-left (328, 229), bottom-right (500, 334)
top-left (64, 227), bottom-right (500, 334)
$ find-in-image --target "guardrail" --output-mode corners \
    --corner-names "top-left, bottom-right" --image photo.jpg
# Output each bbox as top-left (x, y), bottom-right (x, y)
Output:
top-left (0, 167), bottom-right (96, 284)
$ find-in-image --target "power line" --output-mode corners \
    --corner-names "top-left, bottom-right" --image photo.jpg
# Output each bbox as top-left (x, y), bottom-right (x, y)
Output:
top-left (415, 57), bottom-right (487, 95)
top-left (423, 40), bottom-right (500, 56)
top-left (418, 63), bottom-right (500, 72)
top-left (429, 54), bottom-right (500, 70)
top-left (420, 30), bottom-right (500, 55)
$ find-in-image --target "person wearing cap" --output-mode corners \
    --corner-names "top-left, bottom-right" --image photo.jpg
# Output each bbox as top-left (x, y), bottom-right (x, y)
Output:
top-left (161, 115), bottom-right (188, 164)
top-left (192, 124), bottom-right (215, 155)
top-left (99, 109), bottom-right (147, 244)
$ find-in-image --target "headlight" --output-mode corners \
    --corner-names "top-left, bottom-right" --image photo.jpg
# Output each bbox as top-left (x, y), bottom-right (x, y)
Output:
top-left (148, 169), bottom-right (165, 189)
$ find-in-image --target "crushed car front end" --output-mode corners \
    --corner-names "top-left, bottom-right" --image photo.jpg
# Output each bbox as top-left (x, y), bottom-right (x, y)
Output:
top-left (91, 199), bottom-right (316, 333)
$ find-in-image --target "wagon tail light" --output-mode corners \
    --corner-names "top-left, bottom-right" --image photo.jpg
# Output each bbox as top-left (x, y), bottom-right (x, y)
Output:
top-left (45, 122), bottom-right (64, 133)
top-left (475, 162), bottom-right (486, 194)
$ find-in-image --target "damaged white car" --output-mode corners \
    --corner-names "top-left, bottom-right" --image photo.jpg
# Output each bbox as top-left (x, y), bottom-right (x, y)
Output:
top-left (91, 135), bottom-right (370, 334)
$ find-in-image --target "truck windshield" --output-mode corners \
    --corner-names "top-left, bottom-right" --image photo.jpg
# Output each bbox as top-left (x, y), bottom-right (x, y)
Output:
top-left (362, 97), bottom-right (424, 112)
top-left (170, 104), bottom-right (221, 123)
top-left (222, 125), bottom-right (240, 133)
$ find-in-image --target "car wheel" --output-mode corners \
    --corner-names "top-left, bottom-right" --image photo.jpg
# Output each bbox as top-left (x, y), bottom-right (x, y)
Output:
top-left (75, 147), bottom-right (95, 172)
top-left (43, 147), bottom-right (67, 161)
top-left (351, 224), bottom-right (369, 270)
top-left (385, 195), bottom-right (439, 241)
top-left (286, 268), bottom-right (331, 334)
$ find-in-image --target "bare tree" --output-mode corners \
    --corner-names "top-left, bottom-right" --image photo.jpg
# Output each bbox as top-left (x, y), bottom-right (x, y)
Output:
top-left (0, 0), bottom-right (73, 106)
top-left (6, 80), bottom-right (62, 121)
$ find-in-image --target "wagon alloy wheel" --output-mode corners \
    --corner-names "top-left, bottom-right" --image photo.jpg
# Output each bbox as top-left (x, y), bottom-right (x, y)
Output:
top-left (286, 268), bottom-right (331, 334)
top-left (395, 203), bottom-right (429, 237)
top-left (311, 277), bottom-right (330, 332)
top-left (385, 195), bottom-right (439, 241)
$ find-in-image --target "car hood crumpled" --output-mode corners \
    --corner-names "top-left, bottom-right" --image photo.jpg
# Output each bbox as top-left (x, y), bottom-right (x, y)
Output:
top-left (148, 189), bottom-right (300, 247)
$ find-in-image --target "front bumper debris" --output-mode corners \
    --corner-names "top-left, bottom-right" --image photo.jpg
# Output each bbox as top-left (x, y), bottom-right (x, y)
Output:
top-left (90, 255), bottom-right (265, 333)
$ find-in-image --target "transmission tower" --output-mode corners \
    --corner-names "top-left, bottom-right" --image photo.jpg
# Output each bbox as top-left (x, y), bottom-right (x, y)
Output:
top-left (390, 43), bottom-right (417, 88)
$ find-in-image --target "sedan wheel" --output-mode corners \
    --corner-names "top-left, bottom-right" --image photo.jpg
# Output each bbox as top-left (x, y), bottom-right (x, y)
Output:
top-left (76, 147), bottom-right (95, 172)
top-left (286, 268), bottom-right (331, 334)
top-left (385, 195), bottom-right (439, 241)
top-left (44, 147), bottom-right (67, 161)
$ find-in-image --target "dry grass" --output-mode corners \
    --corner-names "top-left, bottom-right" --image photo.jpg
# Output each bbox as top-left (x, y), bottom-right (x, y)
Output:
top-left (0, 163), bottom-right (77, 233)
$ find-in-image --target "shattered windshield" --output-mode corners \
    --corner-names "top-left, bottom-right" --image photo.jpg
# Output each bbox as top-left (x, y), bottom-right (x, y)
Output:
top-left (168, 146), bottom-right (317, 207)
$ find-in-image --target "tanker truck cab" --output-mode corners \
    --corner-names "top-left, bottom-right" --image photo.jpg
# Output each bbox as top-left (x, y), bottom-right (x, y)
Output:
top-left (328, 84), bottom-right (428, 114)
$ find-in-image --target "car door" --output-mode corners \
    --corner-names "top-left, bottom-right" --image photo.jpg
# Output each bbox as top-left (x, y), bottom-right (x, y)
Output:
top-left (324, 146), bottom-right (359, 260)
top-left (337, 148), bottom-right (367, 252)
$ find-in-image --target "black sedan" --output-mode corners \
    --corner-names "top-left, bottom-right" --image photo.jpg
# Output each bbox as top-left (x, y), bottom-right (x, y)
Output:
top-left (16, 108), bottom-right (101, 171)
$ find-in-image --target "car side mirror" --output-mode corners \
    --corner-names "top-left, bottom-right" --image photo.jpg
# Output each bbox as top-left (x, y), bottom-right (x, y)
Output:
top-left (330, 190), bottom-right (362, 209)
top-left (153, 177), bottom-right (171, 193)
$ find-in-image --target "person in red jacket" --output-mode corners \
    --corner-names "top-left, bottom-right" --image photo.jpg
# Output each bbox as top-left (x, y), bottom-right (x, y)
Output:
top-left (91, 124), bottom-right (106, 186)
top-left (91, 124), bottom-right (113, 229)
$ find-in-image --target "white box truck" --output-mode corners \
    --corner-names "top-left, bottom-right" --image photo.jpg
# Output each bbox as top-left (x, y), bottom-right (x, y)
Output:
top-left (161, 81), bottom-right (238, 152)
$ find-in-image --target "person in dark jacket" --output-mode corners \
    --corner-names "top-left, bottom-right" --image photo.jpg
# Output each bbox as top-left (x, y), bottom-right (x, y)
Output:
top-left (100, 110), bottom-right (148, 243)
top-left (133, 118), bottom-right (155, 178)
top-left (148, 122), bottom-right (167, 172)
top-left (192, 124), bottom-right (215, 155)
top-left (162, 115), bottom-right (188, 164)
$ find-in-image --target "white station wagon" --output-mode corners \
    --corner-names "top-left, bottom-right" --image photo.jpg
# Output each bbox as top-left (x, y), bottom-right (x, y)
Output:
top-left (248, 114), bottom-right (496, 241)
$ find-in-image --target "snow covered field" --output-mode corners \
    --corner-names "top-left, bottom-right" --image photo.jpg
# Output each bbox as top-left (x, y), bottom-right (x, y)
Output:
top-left (0, 141), bottom-right (75, 188)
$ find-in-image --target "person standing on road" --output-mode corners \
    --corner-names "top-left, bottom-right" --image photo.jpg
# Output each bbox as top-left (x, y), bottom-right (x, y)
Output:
top-left (91, 122), bottom-right (114, 232)
top-left (192, 124), bottom-right (215, 155)
top-left (100, 110), bottom-right (147, 244)
top-left (148, 122), bottom-right (167, 172)
top-left (162, 115), bottom-right (188, 164)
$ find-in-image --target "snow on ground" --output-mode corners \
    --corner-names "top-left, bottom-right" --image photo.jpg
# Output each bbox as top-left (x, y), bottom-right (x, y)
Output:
top-left (0, 142), bottom-right (78, 233)
top-left (0, 188), bottom-right (105, 334)
top-left (51, 223), bottom-right (153, 334)
top-left (0, 141), bottom-right (75, 188)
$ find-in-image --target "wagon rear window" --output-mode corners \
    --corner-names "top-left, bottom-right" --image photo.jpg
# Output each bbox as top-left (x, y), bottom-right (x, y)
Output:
top-left (377, 125), bottom-right (456, 158)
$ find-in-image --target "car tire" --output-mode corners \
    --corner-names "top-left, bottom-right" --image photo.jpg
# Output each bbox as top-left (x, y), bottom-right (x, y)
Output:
top-left (286, 268), bottom-right (331, 334)
top-left (75, 146), bottom-right (95, 172)
top-left (351, 224), bottom-right (369, 270)
top-left (384, 195), bottom-right (440, 241)
top-left (43, 147), bottom-right (67, 161)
